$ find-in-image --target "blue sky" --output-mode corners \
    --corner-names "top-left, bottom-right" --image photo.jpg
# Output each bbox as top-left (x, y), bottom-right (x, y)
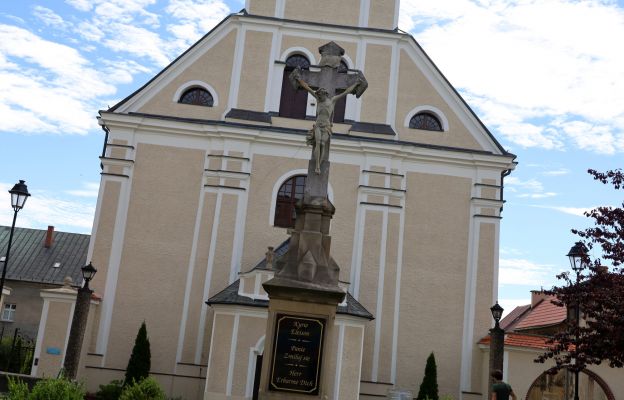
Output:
top-left (1, 0), bottom-right (623, 314)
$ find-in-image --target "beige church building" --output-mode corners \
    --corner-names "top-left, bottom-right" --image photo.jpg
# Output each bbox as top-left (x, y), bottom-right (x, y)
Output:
top-left (30, 1), bottom-right (521, 399)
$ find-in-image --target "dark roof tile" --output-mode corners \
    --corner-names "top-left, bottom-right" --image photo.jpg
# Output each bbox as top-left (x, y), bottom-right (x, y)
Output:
top-left (207, 280), bottom-right (373, 320)
top-left (0, 226), bottom-right (89, 285)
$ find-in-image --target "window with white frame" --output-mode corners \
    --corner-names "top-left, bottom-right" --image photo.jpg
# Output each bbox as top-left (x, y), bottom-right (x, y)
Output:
top-left (1, 303), bottom-right (16, 321)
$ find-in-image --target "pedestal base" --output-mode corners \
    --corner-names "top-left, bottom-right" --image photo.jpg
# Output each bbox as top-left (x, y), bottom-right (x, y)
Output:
top-left (258, 295), bottom-right (340, 400)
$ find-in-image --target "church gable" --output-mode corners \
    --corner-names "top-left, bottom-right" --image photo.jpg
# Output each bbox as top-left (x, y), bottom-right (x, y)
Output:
top-left (110, 10), bottom-right (507, 157)
top-left (394, 47), bottom-right (484, 151)
top-left (112, 16), bottom-right (238, 119)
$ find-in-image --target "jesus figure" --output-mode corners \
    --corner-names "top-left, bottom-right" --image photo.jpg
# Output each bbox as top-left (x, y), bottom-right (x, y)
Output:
top-left (292, 68), bottom-right (362, 174)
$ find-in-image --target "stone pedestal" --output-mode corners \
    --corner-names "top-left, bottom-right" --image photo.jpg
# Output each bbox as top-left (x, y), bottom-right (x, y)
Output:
top-left (258, 159), bottom-right (347, 399)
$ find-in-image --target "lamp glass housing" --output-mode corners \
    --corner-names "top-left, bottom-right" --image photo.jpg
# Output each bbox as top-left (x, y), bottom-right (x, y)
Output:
top-left (9, 180), bottom-right (30, 211)
top-left (81, 262), bottom-right (97, 282)
top-left (490, 302), bottom-right (504, 323)
top-left (567, 242), bottom-right (588, 272)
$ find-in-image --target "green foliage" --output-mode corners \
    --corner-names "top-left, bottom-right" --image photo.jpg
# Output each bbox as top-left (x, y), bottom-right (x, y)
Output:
top-left (119, 377), bottom-right (165, 400)
top-left (95, 380), bottom-right (124, 400)
top-left (29, 378), bottom-right (85, 400)
top-left (416, 352), bottom-right (439, 400)
top-left (7, 378), bottom-right (85, 400)
top-left (124, 322), bottom-right (151, 386)
top-left (6, 377), bottom-right (29, 400)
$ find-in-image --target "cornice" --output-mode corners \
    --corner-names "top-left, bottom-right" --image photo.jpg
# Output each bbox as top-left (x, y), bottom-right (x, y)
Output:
top-left (99, 112), bottom-right (517, 172)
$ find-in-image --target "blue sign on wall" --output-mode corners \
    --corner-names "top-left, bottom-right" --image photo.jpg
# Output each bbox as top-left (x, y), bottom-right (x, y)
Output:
top-left (46, 347), bottom-right (61, 355)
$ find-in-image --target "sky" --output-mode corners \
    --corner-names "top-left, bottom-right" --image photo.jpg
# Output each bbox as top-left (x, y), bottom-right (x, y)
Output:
top-left (0, 0), bottom-right (623, 315)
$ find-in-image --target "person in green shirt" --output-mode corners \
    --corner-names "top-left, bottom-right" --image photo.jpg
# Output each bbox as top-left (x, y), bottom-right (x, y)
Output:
top-left (491, 370), bottom-right (517, 400)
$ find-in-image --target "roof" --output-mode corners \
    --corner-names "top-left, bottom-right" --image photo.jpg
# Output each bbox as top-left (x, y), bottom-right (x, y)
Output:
top-left (207, 279), bottom-right (374, 320)
top-left (246, 239), bottom-right (290, 272)
top-left (500, 303), bottom-right (531, 331)
top-left (479, 332), bottom-right (550, 350)
top-left (514, 298), bottom-right (566, 330)
top-left (0, 226), bottom-right (89, 285)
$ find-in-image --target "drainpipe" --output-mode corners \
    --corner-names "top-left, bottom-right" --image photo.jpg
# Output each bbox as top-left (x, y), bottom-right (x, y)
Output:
top-left (98, 118), bottom-right (109, 171)
top-left (500, 168), bottom-right (512, 213)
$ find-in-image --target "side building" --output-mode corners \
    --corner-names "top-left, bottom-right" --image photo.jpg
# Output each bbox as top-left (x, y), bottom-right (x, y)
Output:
top-left (479, 291), bottom-right (620, 400)
top-left (63, 1), bottom-right (516, 399)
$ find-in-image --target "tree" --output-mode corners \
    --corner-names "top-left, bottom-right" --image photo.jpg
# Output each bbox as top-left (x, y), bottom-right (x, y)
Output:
top-left (537, 169), bottom-right (624, 371)
top-left (124, 322), bottom-right (151, 385)
top-left (416, 352), bottom-right (439, 400)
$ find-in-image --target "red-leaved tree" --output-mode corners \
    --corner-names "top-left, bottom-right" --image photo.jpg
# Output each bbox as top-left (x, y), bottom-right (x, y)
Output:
top-left (536, 169), bottom-right (624, 371)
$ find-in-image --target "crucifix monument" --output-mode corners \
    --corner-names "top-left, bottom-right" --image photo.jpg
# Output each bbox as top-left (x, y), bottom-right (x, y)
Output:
top-left (258, 41), bottom-right (368, 399)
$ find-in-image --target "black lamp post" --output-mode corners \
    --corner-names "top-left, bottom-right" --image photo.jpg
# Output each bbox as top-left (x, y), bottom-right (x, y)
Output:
top-left (566, 242), bottom-right (588, 400)
top-left (489, 302), bottom-right (505, 396)
top-left (0, 180), bottom-right (31, 304)
top-left (64, 262), bottom-right (97, 380)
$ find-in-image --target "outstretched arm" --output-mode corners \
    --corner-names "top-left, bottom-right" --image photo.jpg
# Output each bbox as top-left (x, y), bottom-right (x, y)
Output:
top-left (332, 79), bottom-right (360, 103)
top-left (297, 78), bottom-right (318, 98)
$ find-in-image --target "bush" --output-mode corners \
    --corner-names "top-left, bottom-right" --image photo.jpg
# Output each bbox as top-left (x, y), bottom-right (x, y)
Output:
top-left (95, 380), bottom-right (123, 400)
top-left (124, 322), bottom-right (151, 386)
top-left (7, 378), bottom-right (85, 400)
top-left (416, 352), bottom-right (439, 400)
top-left (119, 377), bottom-right (165, 400)
top-left (6, 377), bottom-right (29, 400)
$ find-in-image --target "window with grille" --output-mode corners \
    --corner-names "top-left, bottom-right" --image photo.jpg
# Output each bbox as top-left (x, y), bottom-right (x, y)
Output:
top-left (274, 175), bottom-right (307, 228)
top-left (179, 87), bottom-right (214, 107)
top-left (332, 60), bottom-right (349, 123)
top-left (1, 303), bottom-right (16, 321)
top-left (279, 55), bottom-right (311, 119)
top-left (409, 112), bottom-right (443, 131)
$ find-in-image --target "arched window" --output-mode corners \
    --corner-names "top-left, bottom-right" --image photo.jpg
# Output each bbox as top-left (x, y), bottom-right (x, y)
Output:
top-left (526, 369), bottom-right (614, 400)
top-left (179, 87), bottom-right (214, 107)
top-left (332, 60), bottom-right (349, 123)
top-left (409, 112), bottom-right (443, 131)
top-left (274, 175), bottom-right (307, 228)
top-left (279, 55), bottom-right (310, 119)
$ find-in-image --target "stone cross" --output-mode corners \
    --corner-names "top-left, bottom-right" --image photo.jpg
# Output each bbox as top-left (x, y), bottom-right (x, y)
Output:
top-left (289, 41), bottom-right (367, 204)
top-left (290, 42), bottom-right (367, 100)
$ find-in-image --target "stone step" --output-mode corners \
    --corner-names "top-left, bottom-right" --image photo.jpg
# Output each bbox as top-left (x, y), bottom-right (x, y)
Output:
top-left (359, 380), bottom-right (394, 397)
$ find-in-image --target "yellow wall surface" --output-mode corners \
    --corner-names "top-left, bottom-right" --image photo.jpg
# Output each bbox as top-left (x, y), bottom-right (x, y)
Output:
top-left (138, 29), bottom-right (237, 120)
top-left (396, 172), bottom-right (472, 395)
top-left (105, 143), bottom-right (205, 369)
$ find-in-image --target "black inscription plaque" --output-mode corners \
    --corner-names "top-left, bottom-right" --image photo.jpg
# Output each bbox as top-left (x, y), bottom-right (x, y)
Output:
top-left (269, 314), bottom-right (326, 395)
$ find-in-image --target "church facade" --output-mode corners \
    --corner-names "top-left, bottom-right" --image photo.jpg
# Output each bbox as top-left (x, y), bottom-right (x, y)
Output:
top-left (71, 1), bottom-right (516, 398)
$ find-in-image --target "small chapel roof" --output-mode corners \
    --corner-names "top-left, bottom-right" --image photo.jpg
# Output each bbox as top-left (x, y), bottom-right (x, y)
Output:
top-left (207, 280), bottom-right (374, 320)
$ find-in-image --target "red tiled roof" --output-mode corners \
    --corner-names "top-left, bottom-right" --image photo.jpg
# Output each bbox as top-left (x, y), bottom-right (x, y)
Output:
top-left (479, 333), bottom-right (550, 350)
top-left (514, 297), bottom-right (566, 330)
top-left (500, 304), bottom-right (531, 331)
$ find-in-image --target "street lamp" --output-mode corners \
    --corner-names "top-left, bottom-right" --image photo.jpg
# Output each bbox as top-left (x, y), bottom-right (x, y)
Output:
top-left (63, 262), bottom-right (97, 380)
top-left (0, 180), bottom-right (31, 304)
top-left (489, 302), bottom-right (505, 396)
top-left (566, 242), bottom-right (588, 400)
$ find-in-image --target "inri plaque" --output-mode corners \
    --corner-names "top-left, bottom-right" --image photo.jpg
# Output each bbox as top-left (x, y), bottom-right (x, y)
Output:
top-left (269, 314), bottom-right (326, 395)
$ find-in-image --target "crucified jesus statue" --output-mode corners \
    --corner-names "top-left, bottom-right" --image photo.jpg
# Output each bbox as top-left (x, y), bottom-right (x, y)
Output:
top-left (291, 67), bottom-right (363, 174)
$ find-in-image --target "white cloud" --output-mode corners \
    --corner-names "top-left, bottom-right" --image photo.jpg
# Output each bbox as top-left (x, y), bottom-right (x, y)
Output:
top-left (401, 0), bottom-right (624, 154)
top-left (65, 0), bottom-right (93, 12)
top-left (542, 168), bottom-right (570, 177)
top-left (165, 0), bottom-right (230, 48)
top-left (0, 183), bottom-right (95, 233)
top-left (505, 176), bottom-right (557, 199)
top-left (33, 6), bottom-right (69, 29)
top-left (0, 24), bottom-right (116, 134)
top-left (499, 258), bottom-right (556, 286)
top-left (531, 205), bottom-right (594, 217)
top-left (65, 182), bottom-right (100, 198)
top-left (517, 192), bottom-right (557, 199)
